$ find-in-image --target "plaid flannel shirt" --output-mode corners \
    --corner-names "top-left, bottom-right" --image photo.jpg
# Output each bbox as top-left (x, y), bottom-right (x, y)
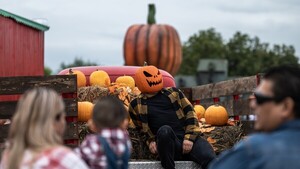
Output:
top-left (74, 128), bottom-right (131, 169)
top-left (129, 87), bottom-right (202, 145)
top-left (0, 146), bottom-right (89, 169)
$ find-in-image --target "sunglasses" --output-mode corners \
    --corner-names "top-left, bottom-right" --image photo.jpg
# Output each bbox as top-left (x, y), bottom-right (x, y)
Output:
top-left (253, 92), bottom-right (283, 105)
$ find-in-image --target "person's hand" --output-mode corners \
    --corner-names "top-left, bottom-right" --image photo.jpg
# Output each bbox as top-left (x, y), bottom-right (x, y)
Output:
top-left (182, 140), bottom-right (193, 154)
top-left (149, 141), bottom-right (157, 154)
top-left (87, 119), bottom-right (97, 133)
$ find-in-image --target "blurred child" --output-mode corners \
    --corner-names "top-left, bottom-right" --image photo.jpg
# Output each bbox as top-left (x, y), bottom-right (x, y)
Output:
top-left (75, 95), bottom-right (131, 169)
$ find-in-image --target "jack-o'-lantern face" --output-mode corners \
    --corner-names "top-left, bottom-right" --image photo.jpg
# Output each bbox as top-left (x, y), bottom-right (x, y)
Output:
top-left (135, 65), bottom-right (163, 93)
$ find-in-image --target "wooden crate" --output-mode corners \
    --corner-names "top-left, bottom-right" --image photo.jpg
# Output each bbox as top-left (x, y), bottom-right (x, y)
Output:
top-left (0, 75), bottom-right (78, 153)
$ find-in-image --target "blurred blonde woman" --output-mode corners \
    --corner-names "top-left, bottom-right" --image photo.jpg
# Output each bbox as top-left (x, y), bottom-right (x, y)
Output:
top-left (0, 87), bottom-right (88, 169)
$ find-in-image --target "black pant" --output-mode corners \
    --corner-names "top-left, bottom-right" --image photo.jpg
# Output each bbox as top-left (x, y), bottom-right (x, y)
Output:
top-left (156, 125), bottom-right (216, 169)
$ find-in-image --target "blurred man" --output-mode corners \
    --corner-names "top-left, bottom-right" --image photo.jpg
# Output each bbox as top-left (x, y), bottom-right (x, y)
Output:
top-left (209, 65), bottom-right (300, 169)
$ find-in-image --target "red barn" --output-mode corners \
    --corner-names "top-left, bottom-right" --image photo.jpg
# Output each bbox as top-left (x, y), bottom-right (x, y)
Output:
top-left (0, 9), bottom-right (49, 101)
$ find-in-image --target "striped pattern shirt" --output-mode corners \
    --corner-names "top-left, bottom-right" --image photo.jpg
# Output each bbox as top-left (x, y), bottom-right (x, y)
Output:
top-left (129, 87), bottom-right (201, 145)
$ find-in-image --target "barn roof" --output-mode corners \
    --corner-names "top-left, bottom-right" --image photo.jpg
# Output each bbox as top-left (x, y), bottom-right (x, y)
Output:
top-left (0, 9), bottom-right (49, 31)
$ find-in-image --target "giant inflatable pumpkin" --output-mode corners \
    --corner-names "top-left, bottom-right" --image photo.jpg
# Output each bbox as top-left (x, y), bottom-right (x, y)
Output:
top-left (135, 64), bottom-right (163, 93)
top-left (123, 4), bottom-right (182, 76)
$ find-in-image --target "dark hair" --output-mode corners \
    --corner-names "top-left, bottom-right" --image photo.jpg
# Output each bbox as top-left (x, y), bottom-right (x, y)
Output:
top-left (263, 65), bottom-right (300, 118)
top-left (92, 95), bottom-right (127, 129)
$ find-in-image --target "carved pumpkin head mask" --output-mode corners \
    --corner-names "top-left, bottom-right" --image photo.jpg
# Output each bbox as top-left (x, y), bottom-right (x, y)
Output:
top-left (135, 65), bottom-right (163, 93)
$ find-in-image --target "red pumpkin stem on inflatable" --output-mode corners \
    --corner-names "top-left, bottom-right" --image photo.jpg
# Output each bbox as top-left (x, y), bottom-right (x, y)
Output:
top-left (69, 68), bottom-right (73, 74)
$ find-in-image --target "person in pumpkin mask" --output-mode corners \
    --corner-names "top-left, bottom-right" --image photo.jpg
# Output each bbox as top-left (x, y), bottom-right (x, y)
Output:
top-left (129, 65), bottom-right (216, 169)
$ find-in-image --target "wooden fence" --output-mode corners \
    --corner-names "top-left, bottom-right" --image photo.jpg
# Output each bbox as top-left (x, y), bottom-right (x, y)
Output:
top-left (0, 75), bottom-right (79, 154)
top-left (180, 74), bottom-right (263, 134)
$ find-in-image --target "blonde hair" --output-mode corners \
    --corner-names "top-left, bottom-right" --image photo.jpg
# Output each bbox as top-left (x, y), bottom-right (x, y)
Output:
top-left (5, 87), bottom-right (65, 169)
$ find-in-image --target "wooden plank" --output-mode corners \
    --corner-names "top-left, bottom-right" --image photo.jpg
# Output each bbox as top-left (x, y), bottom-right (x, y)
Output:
top-left (179, 87), bottom-right (192, 102)
top-left (233, 99), bottom-right (254, 116)
top-left (199, 98), bottom-right (214, 109)
top-left (0, 101), bottom-right (15, 118)
top-left (222, 99), bottom-right (234, 116)
top-left (64, 122), bottom-right (79, 140)
top-left (0, 75), bottom-right (77, 95)
top-left (64, 98), bottom-right (78, 117)
top-left (192, 75), bottom-right (257, 100)
top-left (0, 98), bottom-right (77, 118)
top-left (0, 125), bottom-right (9, 143)
top-left (0, 122), bottom-right (78, 142)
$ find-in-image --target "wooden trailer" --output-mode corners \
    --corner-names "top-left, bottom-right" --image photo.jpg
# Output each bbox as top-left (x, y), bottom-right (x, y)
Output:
top-left (0, 72), bottom-right (262, 168)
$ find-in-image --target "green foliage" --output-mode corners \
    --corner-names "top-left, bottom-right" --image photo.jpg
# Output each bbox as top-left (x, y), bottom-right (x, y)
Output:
top-left (179, 28), bottom-right (299, 76)
top-left (180, 28), bottom-right (226, 75)
top-left (44, 66), bottom-right (52, 75)
top-left (60, 57), bottom-right (97, 70)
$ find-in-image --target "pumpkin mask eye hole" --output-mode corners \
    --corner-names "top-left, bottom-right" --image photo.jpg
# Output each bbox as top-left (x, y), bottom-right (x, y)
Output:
top-left (143, 71), bottom-right (153, 77)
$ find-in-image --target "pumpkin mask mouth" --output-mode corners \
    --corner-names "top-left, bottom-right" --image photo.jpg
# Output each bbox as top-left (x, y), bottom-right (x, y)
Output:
top-left (146, 78), bottom-right (162, 87)
top-left (143, 70), bottom-right (162, 87)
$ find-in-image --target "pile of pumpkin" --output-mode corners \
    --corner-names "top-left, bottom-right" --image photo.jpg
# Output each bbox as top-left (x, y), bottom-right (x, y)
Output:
top-left (68, 68), bottom-right (161, 159)
top-left (66, 69), bottom-right (139, 127)
top-left (193, 104), bottom-right (244, 154)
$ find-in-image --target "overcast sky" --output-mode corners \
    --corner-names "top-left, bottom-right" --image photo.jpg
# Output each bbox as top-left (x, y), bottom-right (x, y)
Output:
top-left (1, 0), bottom-right (299, 74)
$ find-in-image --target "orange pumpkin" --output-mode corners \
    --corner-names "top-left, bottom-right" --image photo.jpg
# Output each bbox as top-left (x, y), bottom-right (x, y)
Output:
top-left (78, 101), bottom-right (94, 122)
top-left (115, 75), bottom-right (135, 89)
top-left (67, 69), bottom-right (86, 88)
top-left (123, 4), bottom-right (182, 76)
top-left (135, 64), bottom-right (163, 93)
top-left (89, 70), bottom-right (111, 87)
top-left (194, 105), bottom-right (206, 120)
top-left (204, 104), bottom-right (228, 126)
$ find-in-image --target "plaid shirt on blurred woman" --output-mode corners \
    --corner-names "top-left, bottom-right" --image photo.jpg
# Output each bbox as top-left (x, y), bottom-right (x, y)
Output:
top-left (0, 146), bottom-right (89, 169)
top-left (74, 128), bottom-right (132, 169)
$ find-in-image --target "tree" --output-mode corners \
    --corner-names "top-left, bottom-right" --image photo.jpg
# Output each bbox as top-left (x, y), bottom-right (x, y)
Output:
top-left (60, 57), bottom-right (97, 70)
top-left (226, 32), bottom-right (298, 76)
top-left (44, 66), bottom-right (52, 75)
top-left (179, 28), bottom-right (299, 76)
top-left (179, 28), bottom-right (226, 75)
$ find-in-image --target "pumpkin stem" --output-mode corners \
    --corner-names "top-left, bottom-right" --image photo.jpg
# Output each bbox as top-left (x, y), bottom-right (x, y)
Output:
top-left (69, 69), bottom-right (73, 74)
top-left (147, 4), bottom-right (156, 25)
top-left (144, 61), bottom-right (148, 66)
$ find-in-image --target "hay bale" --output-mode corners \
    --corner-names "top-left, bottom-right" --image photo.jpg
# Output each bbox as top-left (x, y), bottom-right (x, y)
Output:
top-left (78, 86), bottom-right (109, 103)
top-left (128, 128), bottom-right (158, 160)
top-left (201, 124), bottom-right (244, 154)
